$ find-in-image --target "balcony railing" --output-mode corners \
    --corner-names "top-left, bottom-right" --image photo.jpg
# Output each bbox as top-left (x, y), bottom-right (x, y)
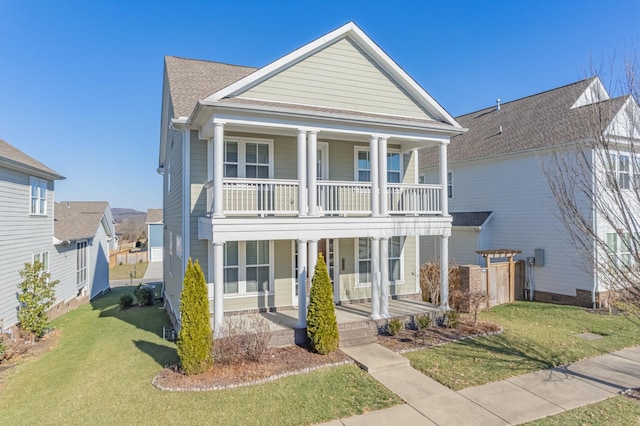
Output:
top-left (205, 179), bottom-right (442, 217)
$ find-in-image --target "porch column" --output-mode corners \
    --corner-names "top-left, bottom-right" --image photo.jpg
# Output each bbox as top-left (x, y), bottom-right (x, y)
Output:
top-left (380, 237), bottom-right (390, 318)
top-left (297, 240), bottom-right (308, 328)
top-left (378, 137), bottom-right (388, 216)
top-left (439, 142), bottom-right (448, 216)
top-left (213, 242), bottom-right (224, 337)
top-left (308, 239), bottom-right (318, 289)
top-left (370, 237), bottom-right (381, 319)
top-left (440, 235), bottom-right (449, 310)
top-left (307, 131), bottom-right (318, 216)
top-left (213, 123), bottom-right (225, 218)
top-left (370, 136), bottom-right (379, 216)
top-left (297, 130), bottom-right (307, 216)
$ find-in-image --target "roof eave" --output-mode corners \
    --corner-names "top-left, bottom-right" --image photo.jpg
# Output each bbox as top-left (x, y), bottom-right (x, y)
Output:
top-left (0, 157), bottom-right (65, 181)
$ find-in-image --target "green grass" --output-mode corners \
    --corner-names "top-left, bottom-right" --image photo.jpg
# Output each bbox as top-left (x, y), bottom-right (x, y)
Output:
top-left (0, 287), bottom-right (400, 425)
top-left (406, 302), bottom-right (640, 391)
top-left (524, 396), bottom-right (640, 425)
top-left (110, 261), bottom-right (149, 280)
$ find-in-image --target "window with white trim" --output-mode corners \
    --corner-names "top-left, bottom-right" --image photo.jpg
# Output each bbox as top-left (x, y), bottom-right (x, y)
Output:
top-left (30, 177), bottom-right (47, 215)
top-left (176, 234), bottom-right (182, 259)
top-left (355, 148), bottom-right (403, 182)
top-left (447, 171), bottom-right (453, 198)
top-left (167, 163), bottom-right (171, 193)
top-left (608, 154), bottom-right (632, 189)
top-left (607, 232), bottom-right (634, 268)
top-left (223, 240), bottom-right (271, 294)
top-left (76, 241), bottom-right (88, 287)
top-left (387, 152), bottom-right (401, 183)
top-left (33, 251), bottom-right (49, 272)
top-left (169, 230), bottom-right (173, 276)
top-left (388, 237), bottom-right (403, 282)
top-left (224, 138), bottom-right (272, 178)
top-left (357, 238), bottom-right (371, 286)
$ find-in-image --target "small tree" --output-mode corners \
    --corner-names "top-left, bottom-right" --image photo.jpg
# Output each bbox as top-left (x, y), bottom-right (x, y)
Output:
top-left (307, 254), bottom-right (339, 354)
top-left (177, 258), bottom-right (213, 375)
top-left (17, 260), bottom-right (59, 339)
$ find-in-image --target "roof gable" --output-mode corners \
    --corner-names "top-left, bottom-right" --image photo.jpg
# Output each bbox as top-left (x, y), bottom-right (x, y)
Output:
top-left (54, 201), bottom-right (111, 242)
top-left (204, 22), bottom-right (460, 127)
top-left (605, 96), bottom-right (640, 139)
top-left (0, 139), bottom-right (64, 180)
top-left (571, 77), bottom-right (610, 109)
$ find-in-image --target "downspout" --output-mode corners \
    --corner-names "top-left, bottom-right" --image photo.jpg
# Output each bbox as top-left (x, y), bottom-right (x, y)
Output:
top-left (591, 148), bottom-right (598, 309)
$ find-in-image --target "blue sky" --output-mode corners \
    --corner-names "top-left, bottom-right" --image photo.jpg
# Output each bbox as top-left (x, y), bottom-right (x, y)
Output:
top-left (1, 0), bottom-right (639, 211)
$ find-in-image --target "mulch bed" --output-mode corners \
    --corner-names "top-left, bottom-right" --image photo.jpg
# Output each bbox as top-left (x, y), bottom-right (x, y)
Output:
top-left (153, 345), bottom-right (352, 391)
top-left (377, 319), bottom-right (502, 353)
top-left (0, 329), bottom-right (60, 389)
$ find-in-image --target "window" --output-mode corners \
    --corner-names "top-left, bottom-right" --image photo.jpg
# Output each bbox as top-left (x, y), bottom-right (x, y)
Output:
top-left (33, 251), bottom-right (49, 271)
top-left (607, 232), bottom-right (634, 268)
top-left (619, 155), bottom-right (630, 189)
top-left (76, 241), bottom-right (88, 287)
top-left (224, 139), bottom-right (272, 178)
top-left (176, 234), bottom-right (182, 258)
top-left (607, 154), bottom-right (632, 190)
top-left (357, 238), bottom-right (371, 285)
top-left (355, 148), bottom-right (403, 182)
top-left (223, 240), bottom-right (271, 295)
top-left (447, 171), bottom-right (453, 198)
top-left (30, 177), bottom-right (47, 215)
top-left (169, 230), bottom-right (173, 276)
top-left (167, 163), bottom-right (171, 193)
top-left (634, 156), bottom-right (640, 188)
top-left (388, 237), bottom-right (403, 282)
top-left (387, 152), bottom-right (401, 183)
top-left (418, 174), bottom-right (427, 184)
top-left (224, 241), bottom-right (239, 294)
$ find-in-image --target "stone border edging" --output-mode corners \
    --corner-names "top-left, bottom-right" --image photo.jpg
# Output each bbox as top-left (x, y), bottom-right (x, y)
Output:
top-left (393, 326), bottom-right (504, 354)
top-left (152, 359), bottom-right (353, 392)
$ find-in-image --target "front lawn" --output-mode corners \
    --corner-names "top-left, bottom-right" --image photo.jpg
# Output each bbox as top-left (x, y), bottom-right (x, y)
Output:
top-left (406, 302), bottom-right (640, 390)
top-left (524, 395), bottom-right (640, 425)
top-left (0, 287), bottom-right (399, 425)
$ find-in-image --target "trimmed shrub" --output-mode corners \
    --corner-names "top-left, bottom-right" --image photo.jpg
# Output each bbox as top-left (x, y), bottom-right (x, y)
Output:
top-left (307, 254), bottom-right (339, 354)
top-left (387, 317), bottom-right (404, 336)
top-left (177, 258), bottom-right (213, 375)
top-left (119, 294), bottom-right (134, 310)
top-left (445, 310), bottom-right (460, 329)
top-left (416, 314), bottom-right (432, 330)
top-left (17, 261), bottom-right (59, 339)
top-left (215, 315), bottom-right (273, 363)
top-left (134, 285), bottom-right (153, 306)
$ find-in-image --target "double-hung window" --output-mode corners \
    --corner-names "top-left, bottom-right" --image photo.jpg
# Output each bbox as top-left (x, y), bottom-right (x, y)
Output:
top-left (223, 240), bottom-right (271, 295)
top-left (387, 152), bottom-right (401, 183)
top-left (355, 148), bottom-right (403, 183)
top-left (388, 237), bottom-right (403, 282)
top-left (607, 153), bottom-right (632, 190)
top-left (30, 177), bottom-right (47, 215)
top-left (33, 251), bottom-right (49, 272)
top-left (447, 171), bottom-right (454, 198)
top-left (607, 232), bottom-right (634, 269)
top-left (357, 238), bottom-right (371, 285)
top-left (357, 237), bottom-right (404, 285)
top-left (224, 139), bottom-right (272, 178)
top-left (77, 241), bottom-right (88, 287)
top-left (356, 150), bottom-right (370, 181)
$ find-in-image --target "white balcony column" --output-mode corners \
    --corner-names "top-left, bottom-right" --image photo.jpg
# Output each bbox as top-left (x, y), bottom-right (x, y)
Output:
top-left (370, 136), bottom-right (380, 216)
top-left (439, 142), bottom-right (448, 216)
top-left (296, 240), bottom-right (308, 328)
top-left (308, 239), bottom-right (318, 289)
top-left (380, 237), bottom-right (390, 318)
top-left (307, 131), bottom-right (318, 216)
top-left (440, 235), bottom-right (449, 310)
top-left (213, 122), bottom-right (225, 218)
top-left (378, 137), bottom-right (388, 216)
top-left (370, 237), bottom-right (381, 319)
top-left (213, 242), bottom-right (224, 337)
top-left (297, 130), bottom-right (308, 216)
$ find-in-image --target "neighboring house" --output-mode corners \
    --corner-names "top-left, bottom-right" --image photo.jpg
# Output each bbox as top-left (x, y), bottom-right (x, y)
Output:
top-left (146, 208), bottom-right (163, 262)
top-left (0, 139), bottom-right (64, 330)
top-left (420, 77), bottom-right (640, 307)
top-left (158, 22), bottom-right (464, 333)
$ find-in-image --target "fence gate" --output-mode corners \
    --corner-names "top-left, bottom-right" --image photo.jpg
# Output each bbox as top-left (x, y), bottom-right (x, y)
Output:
top-left (476, 249), bottom-right (523, 308)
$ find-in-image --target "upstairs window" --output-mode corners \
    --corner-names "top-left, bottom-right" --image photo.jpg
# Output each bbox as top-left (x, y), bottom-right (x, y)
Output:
top-left (607, 154), bottom-right (632, 190)
top-left (447, 171), bottom-right (454, 198)
top-left (224, 139), bottom-right (272, 179)
top-left (387, 152), bottom-right (401, 183)
top-left (355, 148), bottom-right (403, 182)
top-left (30, 177), bottom-right (47, 215)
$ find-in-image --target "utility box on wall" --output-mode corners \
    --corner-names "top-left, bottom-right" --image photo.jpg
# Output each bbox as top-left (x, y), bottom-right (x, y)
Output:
top-left (534, 248), bottom-right (545, 267)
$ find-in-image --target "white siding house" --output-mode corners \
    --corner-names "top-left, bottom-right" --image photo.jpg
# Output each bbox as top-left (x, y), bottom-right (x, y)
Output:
top-left (420, 77), bottom-right (640, 307)
top-left (0, 140), bottom-right (64, 330)
top-left (158, 22), bottom-right (464, 334)
top-left (146, 208), bottom-right (163, 263)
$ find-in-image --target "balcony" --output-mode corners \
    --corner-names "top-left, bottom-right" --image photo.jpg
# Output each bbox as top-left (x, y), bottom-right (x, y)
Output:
top-left (205, 178), bottom-right (442, 217)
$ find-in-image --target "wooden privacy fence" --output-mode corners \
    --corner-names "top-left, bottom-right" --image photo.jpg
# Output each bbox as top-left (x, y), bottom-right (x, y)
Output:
top-left (109, 249), bottom-right (148, 267)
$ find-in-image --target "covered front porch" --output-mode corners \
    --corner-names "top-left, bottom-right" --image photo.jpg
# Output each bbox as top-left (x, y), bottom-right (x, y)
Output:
top-left (222, 298), bottom-right (444, 347)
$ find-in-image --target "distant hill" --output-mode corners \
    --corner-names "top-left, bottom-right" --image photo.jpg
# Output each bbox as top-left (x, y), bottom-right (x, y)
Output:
top-left (112, 208), bottom-right (146, 241)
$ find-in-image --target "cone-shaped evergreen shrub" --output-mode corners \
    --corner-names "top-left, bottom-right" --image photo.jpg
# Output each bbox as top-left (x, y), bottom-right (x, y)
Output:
top-left (177, 258), bottom-right (213, 375)
top-left (307, 254), bottom-right (339, 354)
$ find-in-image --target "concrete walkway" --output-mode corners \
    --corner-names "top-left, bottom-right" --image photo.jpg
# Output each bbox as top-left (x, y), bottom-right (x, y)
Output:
top-left (324, 345), bottom-right (640, 425)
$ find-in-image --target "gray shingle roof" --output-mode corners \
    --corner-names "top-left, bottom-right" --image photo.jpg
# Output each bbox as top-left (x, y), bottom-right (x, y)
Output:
top-left (0, 139), bottom-right (64, 180)
top-left (54, 202), bottom-right (109, 242)
top-left (165, 56), bottom-right (257, 119)
top-left (451, 211), bottom-right (492, 227)
top-left (420, 78), bottom-right (628, 167)
top-left (146, 208), bottom-right (163, 224)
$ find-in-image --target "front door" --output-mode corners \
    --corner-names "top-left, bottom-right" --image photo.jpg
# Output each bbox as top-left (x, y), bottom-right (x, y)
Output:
top-left (319, 238), bottom-right (339, 303)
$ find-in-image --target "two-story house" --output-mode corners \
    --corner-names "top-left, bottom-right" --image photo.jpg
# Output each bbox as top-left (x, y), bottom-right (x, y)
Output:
top-left (159, 22), bottom-right (464, 334)
top-left (420, 77), bottom-right (640, 307)
top-left (0, 139), bottom-right (64, 330)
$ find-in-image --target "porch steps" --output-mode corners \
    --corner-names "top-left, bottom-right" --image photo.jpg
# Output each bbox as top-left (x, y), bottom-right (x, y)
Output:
top-left (338, 321), bottom-right (377, 348)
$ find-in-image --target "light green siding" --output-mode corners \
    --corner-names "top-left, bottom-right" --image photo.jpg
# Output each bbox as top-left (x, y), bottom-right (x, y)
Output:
top-left (391, 236), bottom-right (417, 296)
top-left (190, 131), bottom-right (208, 278)
top-left (238, 38), bottom-right (433, 119)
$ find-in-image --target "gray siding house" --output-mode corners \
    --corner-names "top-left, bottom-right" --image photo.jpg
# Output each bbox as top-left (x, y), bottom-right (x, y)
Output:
top-left (0, 139), bottom-right (64, 330)
top-left (159, 22), bottom-right (464, 334)
top-left (146, 208), bottom-right (163, 262)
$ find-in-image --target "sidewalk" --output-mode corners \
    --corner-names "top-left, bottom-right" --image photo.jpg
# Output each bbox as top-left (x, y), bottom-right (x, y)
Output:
top-left (324, 344), bottom-right (640, 425)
